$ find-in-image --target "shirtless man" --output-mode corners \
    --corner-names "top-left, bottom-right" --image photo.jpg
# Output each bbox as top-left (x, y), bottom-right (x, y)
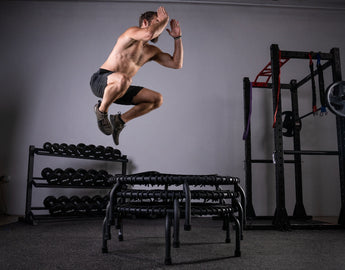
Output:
top-left (90, 6), bottom-right (183, 145)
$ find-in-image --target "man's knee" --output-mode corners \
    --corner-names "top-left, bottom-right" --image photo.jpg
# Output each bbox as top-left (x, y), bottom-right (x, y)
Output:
top-left (153, 93), bottom-right (163, 108)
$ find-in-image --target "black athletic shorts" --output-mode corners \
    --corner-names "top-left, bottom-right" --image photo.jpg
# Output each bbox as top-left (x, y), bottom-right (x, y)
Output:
top-left (90, 68), bottom-right (143, 105)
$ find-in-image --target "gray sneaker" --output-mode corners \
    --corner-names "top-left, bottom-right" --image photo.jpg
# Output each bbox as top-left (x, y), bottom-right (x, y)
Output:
top-left (110, 113), bottom-right (125, 145)
top-left (94, 101), bottom-right (112, 135)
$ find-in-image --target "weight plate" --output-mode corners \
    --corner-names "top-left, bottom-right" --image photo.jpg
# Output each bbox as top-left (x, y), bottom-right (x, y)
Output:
top-left (326, 81), bottom-right (345, 118)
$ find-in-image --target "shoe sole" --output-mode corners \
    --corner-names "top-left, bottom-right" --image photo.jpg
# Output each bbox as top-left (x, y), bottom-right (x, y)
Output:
top-left (110, 115), bottom-right (121, 145)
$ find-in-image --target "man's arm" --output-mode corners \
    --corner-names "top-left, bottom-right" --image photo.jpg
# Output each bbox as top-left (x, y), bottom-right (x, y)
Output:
top-left (125, 6), bottom-right (169, 42)
top-left (153, 19), bottom-right (183, 69)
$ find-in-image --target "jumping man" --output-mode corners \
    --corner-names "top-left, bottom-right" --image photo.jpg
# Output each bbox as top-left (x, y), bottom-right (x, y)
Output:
top-left (90, 6), bottom-right (183, 145)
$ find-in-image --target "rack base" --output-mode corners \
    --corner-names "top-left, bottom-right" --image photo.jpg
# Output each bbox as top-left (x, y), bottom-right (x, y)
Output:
top-left (245, 216), bottom-right (344, 230)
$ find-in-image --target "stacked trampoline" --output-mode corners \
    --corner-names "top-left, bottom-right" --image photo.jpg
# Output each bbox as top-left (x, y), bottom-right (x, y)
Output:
top-left (102, 171), bottom-right (246, 265)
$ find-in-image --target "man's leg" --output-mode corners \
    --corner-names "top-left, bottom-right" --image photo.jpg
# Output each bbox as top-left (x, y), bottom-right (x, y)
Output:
top-left (110, 88), bottom-right (163, 145)
top-left (99, 73), bottom-right (132, 113)
top-left (122, 88), bottom-right (163, 123)
top-left (94, 72), bottom-right (132, 136)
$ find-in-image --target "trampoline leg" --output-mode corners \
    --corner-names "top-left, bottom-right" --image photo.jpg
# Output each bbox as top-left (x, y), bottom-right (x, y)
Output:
top-left (104, 209), bottom-right (112, 239)
top-left (173, 199), bottom-right (180, 248)
top-left (183, 183), bottom-right (191, 231)
top-left (225, 215), bottom-right (230, 243)
top-left (234, 199), bottom-right (244, 240)
top-left (165, 214), bottom-right (172, 265)
top-left (102, 217), bottom-right (109, 253)
top-left (118, 215), bottom-right (124, 241)
top-left (236, 184), bottom-right (247, 228)
top-left (222, 216), bottom-right (228, 231)
top-left (109, 182), bottom-right (121, 225)
top-left (231, 213), bottom-right (241, 257)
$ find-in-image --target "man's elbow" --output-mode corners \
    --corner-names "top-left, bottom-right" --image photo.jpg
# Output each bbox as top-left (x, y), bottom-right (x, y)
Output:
top-left (175, 62), bottom-right (183, 69)
top-left (171, 60), bottom-right (183, 69)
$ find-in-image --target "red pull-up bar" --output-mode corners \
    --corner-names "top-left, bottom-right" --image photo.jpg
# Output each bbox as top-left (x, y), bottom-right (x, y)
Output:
top-left (252, 57), bottom-right (289, 88)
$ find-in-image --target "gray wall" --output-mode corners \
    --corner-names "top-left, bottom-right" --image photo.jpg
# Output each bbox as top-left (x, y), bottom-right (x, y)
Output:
top-left (1, 1), bottom-right (344, 216)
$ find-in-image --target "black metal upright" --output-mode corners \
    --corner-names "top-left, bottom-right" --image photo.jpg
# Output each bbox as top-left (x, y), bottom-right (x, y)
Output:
top-left (270, 44), bottom-right (290, 229)
top-left (331, 48), bottom-right (345, 225)
top-left (243, 77), bottom-right (256, 218)
top-left (24, 145), bottom-right (36, 224)
top-left (290, 79), bottom-right (307, 219)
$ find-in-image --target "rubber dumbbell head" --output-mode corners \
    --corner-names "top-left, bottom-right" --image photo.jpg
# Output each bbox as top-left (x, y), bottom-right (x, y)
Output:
top-left (43, 142), bottom-right (53, 152)
top-left (43, 196), bottom-right (57, 208)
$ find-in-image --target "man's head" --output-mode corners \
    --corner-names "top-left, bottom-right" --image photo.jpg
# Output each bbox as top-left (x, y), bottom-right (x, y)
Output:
top-left (139, 11), bottom-right (159, 43)
top-left (139, 11), bottom-right (158, 27)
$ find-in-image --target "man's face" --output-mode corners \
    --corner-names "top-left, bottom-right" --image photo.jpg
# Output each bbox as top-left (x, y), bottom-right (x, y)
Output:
top-left (148, 15), bottom-right (159, 26)
top-left (148, 15), bottom-right (159, 43)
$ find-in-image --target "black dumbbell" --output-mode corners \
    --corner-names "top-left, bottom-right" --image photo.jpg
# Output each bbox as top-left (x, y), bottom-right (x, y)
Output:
top-left (75, 169), bottom-right (87, 185)
top-left (83, 169), bottom-right (97, 186)
top-left (76, 169), bottom-right (87, 177)
top-left (83, 144), bottom-right (96, 157)
top-left (57, 196), bottom-right (75, 215)
top-left (98, 170), bottom-right (108, 177)
top-left (92, 195), bottom-right (104, 214)
top-left (44, 168), bottom-right (61, 185)
top-left (52, 143), bottom-right (60, 153)
top-left (103, 147), bottom-right (114, 159)
top-left (65, 168), bottom-right (76, 177)
top-left (41, 167), bottom-right (53, 180)
top-left (101, 170), bottom-right (112, 186)
top-left (81, 196), bottom-right (93, 214)
top-left (99, 171), bottom-right (112, 187)
top-left (76, 143), bottom-right (86, 156)
top-left (82, 173), bottom-right (93, 186)
top-left (71, 171), bottom-right (83, 186)
top-left (43, 142), bottom-right (53, 152)
top-left (57, 195), bottom-right (69, 205)
top-left (93, 171), bottom-right (106, 186)
top-left (43, 196), bottom-right (57, 208)
top-left (49, 203), bottom-right (64, 216)
top-left (63, 168), bottom-right (76, 185)
top-left (67, 144), bottom-right (77, 156)
top-left (76, 201), bottom-right (89, 215)
top-left (113, 149), bottom-right (121, 158)
top-left (86, 195), bottom-right (101, 214)
top-left (59, 171), bottom-right (71, 185)
top-left (47, 195), bottom-right (68, 216)
top-left (57, 143), bottom-right (68, 155)
top-left (47, 168), bottom-right (64, 185)
top-left (94, 145), bottom-right (105, 158)
top-left (63, 201), bottom-right (76, 215)
top-left (70, 195), bottom-right (81, 205)
top-left (69, 196), bottom-right (84, 215)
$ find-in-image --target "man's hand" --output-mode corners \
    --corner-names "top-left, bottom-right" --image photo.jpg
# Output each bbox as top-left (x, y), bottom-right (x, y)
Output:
top-left (166, 19), bottom-right (181, 38)
top-left (157, 6), bottom-right (169, 22)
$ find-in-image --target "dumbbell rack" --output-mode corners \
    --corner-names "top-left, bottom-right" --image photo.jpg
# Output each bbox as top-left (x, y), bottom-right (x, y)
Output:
top-left (22, 142), bottom-right (128, 225)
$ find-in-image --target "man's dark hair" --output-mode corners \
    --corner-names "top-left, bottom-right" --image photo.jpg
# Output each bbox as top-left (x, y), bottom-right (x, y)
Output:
top-left (139, 11), bottom-right (157, 27)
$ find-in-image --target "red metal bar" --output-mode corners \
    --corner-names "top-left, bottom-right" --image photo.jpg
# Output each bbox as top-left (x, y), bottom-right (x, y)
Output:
top-left (252, 58), bottom-right (289, 88)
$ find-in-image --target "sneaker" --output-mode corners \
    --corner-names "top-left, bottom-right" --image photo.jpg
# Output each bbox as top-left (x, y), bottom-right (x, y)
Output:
top-left (110, 113), bottom-right (125, 145)
top-left (94, 101), bottom-right (112, 135)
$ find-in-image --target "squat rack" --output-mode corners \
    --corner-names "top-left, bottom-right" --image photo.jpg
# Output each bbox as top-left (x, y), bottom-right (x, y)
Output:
top-left (243, 44), bottom-right (345, 230)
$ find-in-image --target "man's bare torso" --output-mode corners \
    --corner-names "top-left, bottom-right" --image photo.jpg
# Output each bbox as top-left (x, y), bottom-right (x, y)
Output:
top-left (101, 29), bottom-right (159, 78)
